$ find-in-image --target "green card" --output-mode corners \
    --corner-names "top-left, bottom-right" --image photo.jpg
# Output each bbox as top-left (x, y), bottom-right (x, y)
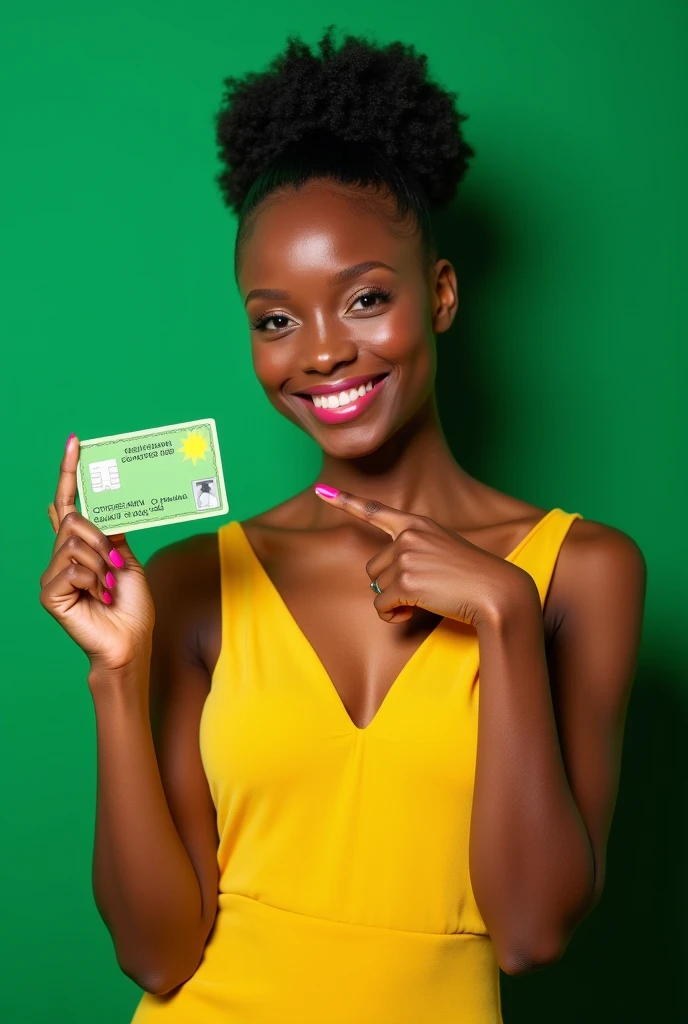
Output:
top-left (76, 418), bottom-right (228, 535)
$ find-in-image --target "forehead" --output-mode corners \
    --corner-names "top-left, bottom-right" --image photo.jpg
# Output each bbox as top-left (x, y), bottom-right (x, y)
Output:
top-left (237, 182), bottom-right (421, 287)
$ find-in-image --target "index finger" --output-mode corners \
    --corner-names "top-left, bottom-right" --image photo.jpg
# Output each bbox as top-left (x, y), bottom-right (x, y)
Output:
top-left (314, 484), bottom-right (415, 540)
top-left (54, 433), bottom-right (80, 525)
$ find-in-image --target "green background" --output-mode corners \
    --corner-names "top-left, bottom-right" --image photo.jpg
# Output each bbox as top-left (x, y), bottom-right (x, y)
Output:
top-left (1, 2), bottom-right (684, 1021)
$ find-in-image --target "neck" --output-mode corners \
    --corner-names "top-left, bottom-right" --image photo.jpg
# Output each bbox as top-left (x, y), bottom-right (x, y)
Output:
top-left (317, 393), bottom-right (472, 522)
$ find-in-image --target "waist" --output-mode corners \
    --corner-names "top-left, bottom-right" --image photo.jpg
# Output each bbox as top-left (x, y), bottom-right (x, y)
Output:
top-left (132, 892), bottom-right (503, 1024)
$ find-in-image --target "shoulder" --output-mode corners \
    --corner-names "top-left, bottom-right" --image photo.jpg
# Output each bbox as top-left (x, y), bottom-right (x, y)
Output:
top-left (145, 531), bottom-right (221, 596)
top-left (549, 514), bottom-right (647, 645)
top-left (144, 532), bottom-right (223, 671)
top-left (557, 515), bottom-right (646, 589)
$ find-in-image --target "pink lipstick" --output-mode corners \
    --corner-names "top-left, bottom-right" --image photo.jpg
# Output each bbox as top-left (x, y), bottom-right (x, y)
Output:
top-left (294, 373), bottom-right (389, 424)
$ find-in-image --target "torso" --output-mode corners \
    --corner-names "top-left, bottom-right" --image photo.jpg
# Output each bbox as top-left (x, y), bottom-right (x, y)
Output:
top-left (176, 477), bottom-right (583, 730)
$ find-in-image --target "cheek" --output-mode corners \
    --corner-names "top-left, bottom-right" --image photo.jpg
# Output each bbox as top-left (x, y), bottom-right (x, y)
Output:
top-left (250, 339), bottom-right (291, 393)
top-left (369, 289), bottom-right (434, 367)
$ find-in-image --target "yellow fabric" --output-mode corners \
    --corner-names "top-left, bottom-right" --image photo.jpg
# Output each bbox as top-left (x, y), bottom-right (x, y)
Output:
top-left (131, 507), bottom-right (583, 1024)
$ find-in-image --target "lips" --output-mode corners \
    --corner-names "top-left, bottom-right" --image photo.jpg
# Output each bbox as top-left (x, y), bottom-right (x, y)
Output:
top-left (295, 373), bottom-right (388, 397)
top-left (292, 373), bottom-right (390, 424)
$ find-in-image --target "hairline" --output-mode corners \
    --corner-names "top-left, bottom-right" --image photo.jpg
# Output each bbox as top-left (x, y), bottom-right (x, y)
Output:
top-left (234, 177), bottom-right (437, 282)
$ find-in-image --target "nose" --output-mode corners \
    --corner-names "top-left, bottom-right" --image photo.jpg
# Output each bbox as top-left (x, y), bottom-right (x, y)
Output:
top-left (301, 326), bottom-right (358, 377)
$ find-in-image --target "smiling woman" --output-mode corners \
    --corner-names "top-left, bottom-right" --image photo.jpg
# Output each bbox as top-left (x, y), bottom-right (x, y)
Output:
top-left (38, 25), bottom-right (646, 1024)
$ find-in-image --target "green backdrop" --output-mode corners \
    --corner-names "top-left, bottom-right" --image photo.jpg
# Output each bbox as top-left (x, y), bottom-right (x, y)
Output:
top-left (1, 2), bottom-right (684, 1021)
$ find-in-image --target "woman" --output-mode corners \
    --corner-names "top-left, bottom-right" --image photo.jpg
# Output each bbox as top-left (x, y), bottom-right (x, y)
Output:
top-left (40, 29), bottom-right (646, 1024)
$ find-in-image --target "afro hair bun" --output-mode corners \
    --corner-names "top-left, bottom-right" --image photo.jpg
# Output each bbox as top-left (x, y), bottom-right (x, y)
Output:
top-left (215, 26), bottom-right (475, 214)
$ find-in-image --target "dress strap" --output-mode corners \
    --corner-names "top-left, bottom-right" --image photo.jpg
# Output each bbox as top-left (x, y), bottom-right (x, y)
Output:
top-left (511, 508), bottom-right (583, 607)
top-left (214, 521), bottom-right (255, 677)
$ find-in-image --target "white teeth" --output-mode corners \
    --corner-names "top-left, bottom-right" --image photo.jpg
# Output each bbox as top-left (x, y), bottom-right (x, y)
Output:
top-left (309, 376), bottom-right (381, 409)
top-left (336, 387), bottom-right (364, 408)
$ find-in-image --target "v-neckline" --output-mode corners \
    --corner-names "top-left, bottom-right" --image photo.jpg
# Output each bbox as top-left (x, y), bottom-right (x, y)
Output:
top-left (232, 508), bottom-right (560, 734)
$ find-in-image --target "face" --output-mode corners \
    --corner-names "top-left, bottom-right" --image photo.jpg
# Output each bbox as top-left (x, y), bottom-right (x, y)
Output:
top-left (237, 181), bottom-right (458, 460)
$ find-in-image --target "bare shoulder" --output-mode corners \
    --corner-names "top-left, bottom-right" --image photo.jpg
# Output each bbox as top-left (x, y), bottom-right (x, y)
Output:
top-left (473, 479), bottom-right (647, 644)
top-left (144, 531), bottom-right (222, 675)
top-left (556, 515), bottom-right (647, 590)
top-left (145, 530), bottom-right (220, 578)
top-left (480, 475), bottom-right (647, 588)
top-left (548, 514), bottom-right (647, 643)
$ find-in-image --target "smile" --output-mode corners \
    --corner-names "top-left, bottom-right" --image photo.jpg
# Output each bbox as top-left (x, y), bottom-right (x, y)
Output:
top-left (294, 373), bottom-right (389, 424)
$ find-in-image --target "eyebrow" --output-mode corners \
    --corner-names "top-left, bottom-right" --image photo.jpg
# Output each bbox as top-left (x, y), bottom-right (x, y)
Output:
top-left (243, 260), bottom-right (397, 306)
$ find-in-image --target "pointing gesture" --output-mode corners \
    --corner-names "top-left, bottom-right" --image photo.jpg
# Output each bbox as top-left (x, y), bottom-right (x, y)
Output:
top-left (315, 485), bottom-right (418, 541)
top-left (314, 484), bottom-right (533, 627)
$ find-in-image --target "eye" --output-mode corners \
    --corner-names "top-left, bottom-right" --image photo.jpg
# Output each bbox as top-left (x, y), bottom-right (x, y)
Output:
top-left (348, 287), bottom-right (393, 313)
top-left (250, 312), bottom-right (294, 332)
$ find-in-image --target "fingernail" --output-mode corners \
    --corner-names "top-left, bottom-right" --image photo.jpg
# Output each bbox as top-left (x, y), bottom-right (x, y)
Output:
top-left (65, 433), bottom-right (76, 450)
top-left (105, 572), bottom-right (115, 588)
top-left (315, 485), bottom-right (339, 499)
top-left (102, 590), bottom-right (112, 605)
top-left (109, 548), bottom-right (125, 568)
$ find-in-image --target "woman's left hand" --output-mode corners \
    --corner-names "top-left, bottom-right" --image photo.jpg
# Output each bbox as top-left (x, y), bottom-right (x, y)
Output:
top-left (315, 486), bottom-right (536, 629)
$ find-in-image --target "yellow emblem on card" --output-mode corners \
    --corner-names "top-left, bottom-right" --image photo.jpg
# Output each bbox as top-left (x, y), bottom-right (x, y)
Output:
top-left (178, 430), bottom-right (208, 465)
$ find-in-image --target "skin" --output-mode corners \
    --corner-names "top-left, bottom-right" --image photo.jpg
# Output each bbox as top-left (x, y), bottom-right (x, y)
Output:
top-left (40, 180), bottom-right (646, 994)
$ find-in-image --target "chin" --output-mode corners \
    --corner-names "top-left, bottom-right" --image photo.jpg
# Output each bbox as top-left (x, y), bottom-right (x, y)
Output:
top-left (314, 423), bottom-right (394, 460)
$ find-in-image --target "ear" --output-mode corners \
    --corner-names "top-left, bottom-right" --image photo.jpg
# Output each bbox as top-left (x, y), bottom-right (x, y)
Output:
top-left (430, 259), bottom-right (459, 334)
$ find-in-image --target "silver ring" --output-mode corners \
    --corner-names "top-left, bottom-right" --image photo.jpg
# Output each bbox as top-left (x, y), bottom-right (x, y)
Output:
top-left (370, 578), bottom-right (383, 595)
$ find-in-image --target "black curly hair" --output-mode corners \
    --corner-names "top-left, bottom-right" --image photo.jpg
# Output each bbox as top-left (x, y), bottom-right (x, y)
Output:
top-left (214, 27), bottom-right (475, 273)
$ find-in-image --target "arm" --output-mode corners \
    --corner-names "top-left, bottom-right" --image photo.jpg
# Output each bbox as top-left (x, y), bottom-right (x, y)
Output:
top-left (41, 438), bottom-right (220, 995)
top-left (308, 486), bottom-right (646, 976)
top-left (469, 521), bottom-right (647, 975)
top-left (91, 541), bottom-right (220, 995)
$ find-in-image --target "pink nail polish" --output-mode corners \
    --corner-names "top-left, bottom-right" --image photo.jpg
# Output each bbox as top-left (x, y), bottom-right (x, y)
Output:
top-left (109, 548), bottom-right (125, 568)
top-left (105, 572), bottom-right (115, 588)
top-left (102, 590), bottom-right (112, 605)
top-left (314, 485), bottom-right (339, 499)
top-left (65, 433), bottom-right (76, 450)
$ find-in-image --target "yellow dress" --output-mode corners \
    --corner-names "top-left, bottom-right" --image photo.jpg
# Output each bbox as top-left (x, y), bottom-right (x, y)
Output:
top-left (131, 507), bottom-right (582, 1024)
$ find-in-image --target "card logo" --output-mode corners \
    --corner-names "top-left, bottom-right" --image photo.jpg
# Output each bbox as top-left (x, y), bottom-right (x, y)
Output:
top-left (192, 477), bottom-right (219, 510)
top-left (89, 459), bottom-right (121, 492)
top-left (179, 431), bottom-right (209, 465)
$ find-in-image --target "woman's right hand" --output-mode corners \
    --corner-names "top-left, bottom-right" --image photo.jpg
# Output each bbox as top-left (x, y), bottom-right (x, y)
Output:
top-left (39, 434), bottom-right (155, 674)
